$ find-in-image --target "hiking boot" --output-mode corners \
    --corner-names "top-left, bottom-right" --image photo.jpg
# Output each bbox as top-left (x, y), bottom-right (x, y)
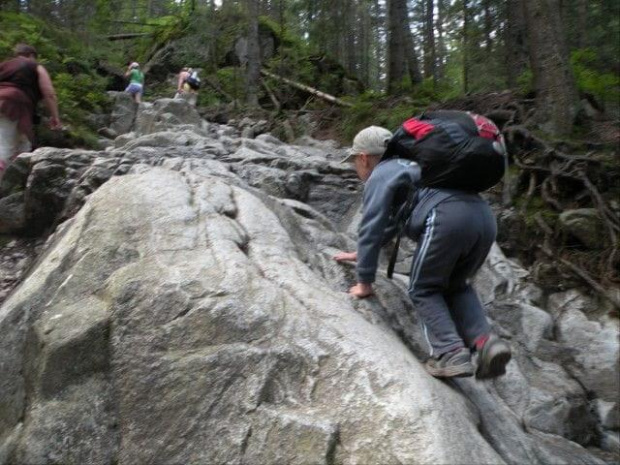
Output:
top-left (475, 334), bottom-right (512, 379)
top-left (425, 348), bottom-right (474, 378)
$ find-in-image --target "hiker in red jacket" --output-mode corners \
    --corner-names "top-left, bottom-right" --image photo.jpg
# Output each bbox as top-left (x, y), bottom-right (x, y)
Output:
top-left (0, 44), bottom-right (62, 182)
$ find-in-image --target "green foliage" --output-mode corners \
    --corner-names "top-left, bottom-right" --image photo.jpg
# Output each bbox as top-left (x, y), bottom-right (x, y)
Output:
top-left (212, 9), bottom-right (247, 65)
top-left (128, 15), bottom-right (189, 63)
top-left (0, 13), bottom-right (60, 63)
top-left (159, 12), bottom-right (218, 75)
top-left (571, 48), bottom-right (620, 107)
top-left (517, 69), bottom-right (534, 95)
top-left (216, 67), bottom-right (246, 102)
top-left (265, 41), bottom-right (361, 106)
top-left (196, 88), bottom-right (221, 107)
top-left (53, 73), bottom-right (108, 113)
top-left (339, 93), bottom-right (427, 141)
top-left (90, 0), bottom-right (112, 33)
top-left (148, 15), bottom-right (188, 46)
top-left (266, 45), bottom-right (313, 84)
top-left (437, 50), bottom-right (474, 100)
top-left (0, 12), bottom-right (112, 148)
top-left (258, 16), bottom-right (296, 48)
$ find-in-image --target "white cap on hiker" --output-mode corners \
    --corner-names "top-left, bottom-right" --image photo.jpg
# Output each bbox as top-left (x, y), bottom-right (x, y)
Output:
top-left (130, 62), bottom-right (140, 69)
top-left (343, 126), bottom-right (392, 163)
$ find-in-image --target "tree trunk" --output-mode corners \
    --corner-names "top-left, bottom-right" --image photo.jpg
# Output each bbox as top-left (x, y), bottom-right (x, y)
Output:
top-left (423, 0), bottom-right (436, 83)
top-left (245, 0), bottom-right (261, 107)
top-left (575, 0), bottom-right (588, 48)
top-left (462, 0), bottom-right (470, 93)
top-left (360, 0), bottom-right (371, 86)
top-left (345, 0), bottom-right (357, 75)
top-left (424, 0), bottom-right (437, 87)
top-left (523, 0), bottom-right (580, 136)
top-left (373, 0), bottom-right (385, 90)
top-left (483, 0), bottom-right (493, 56)
top-left (387, 0), bottom-right (407, 93)
top-left (505, 0), bottom-right (528, 89)
top-left (402, 12), bottom-right (423, 86)
top-left (436, 0), bottom-right (446, 80)
top-left (323, 1), bottom-right (342, 58)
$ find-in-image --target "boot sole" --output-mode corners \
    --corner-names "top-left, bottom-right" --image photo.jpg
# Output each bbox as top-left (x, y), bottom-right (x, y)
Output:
top-left (426, 363), bottom-right (475, 378)
top-left (476, 350), bottom-right (512, 379)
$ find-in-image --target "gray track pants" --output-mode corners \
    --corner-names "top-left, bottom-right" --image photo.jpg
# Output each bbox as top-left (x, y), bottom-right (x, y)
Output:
top-left (407, 195), bottom-right (496, 357)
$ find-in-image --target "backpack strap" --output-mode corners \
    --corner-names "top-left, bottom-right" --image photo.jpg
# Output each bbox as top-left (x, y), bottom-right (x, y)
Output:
top-left (387, 188), bottom-right (419, 279)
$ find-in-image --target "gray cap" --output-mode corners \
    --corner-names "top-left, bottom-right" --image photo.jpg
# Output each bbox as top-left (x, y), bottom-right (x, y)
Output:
top-left (343, 126), bottom-right (393, 163)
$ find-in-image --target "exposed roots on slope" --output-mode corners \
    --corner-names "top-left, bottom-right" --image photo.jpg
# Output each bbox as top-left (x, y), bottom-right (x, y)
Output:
top-left (430, 92), bottom-right (619, 308)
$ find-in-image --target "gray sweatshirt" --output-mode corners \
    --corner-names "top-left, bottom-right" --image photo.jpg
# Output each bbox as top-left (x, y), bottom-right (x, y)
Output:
top-left (356, 158), bottom-right (421, 283)
top-left (356, 158), bottom-right (462, 283)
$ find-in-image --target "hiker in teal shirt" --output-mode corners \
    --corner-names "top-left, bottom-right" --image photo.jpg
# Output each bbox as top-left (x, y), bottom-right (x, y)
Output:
top-left (124, 62), bottom-right (144, 103)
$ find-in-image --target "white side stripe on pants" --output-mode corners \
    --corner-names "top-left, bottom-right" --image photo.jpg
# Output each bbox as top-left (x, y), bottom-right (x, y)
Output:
top-left (409, 208), bottom-right (437, 291)
top-left (423, 324), bottom-right (434, 357)
top-left (409, 208), bottom-right (437, 355)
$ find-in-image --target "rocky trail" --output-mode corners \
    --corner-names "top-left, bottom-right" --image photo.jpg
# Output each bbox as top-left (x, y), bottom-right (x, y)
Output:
top-left (0, 94), bottom-right (618, 465)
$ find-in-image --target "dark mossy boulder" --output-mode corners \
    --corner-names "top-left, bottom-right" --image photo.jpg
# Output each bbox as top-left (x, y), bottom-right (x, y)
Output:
top-left (558, 208), bottom-right (605, 250)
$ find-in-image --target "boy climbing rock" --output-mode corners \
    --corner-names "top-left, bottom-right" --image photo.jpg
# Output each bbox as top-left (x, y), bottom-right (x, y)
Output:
top-left (334, 125), bottom-right (511, 379)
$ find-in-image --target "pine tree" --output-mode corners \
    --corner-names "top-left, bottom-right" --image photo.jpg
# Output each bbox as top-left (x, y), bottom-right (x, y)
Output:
top-left (523, 0), bottom-right (580, 136)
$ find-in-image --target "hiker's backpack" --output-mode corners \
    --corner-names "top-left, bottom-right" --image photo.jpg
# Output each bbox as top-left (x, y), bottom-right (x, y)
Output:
top-left (185, 70), bottom-right (201, 90)
top-left (383, 110), bottom-right (507, 192)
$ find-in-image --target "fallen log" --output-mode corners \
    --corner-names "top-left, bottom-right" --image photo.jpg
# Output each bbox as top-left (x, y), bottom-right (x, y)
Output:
top-left (107, 33), bottom-right (151, 41)
top-left (261, 79), bottom-right (281, 111)
top-left (143, 42), bottom-right (173, 75)
top-left (260, 69), bottom-right (353, 108)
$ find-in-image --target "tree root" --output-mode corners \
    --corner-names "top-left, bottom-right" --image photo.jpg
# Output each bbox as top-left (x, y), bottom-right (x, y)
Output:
top-left (478, 96), bottom-right (619, 295)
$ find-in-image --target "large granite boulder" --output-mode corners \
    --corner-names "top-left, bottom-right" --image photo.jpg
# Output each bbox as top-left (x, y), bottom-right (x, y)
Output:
top-left (134, 98), bottom-right (203, 135)
top-left (1, 167), bottom-right (505, 464)
top-left (108, 91), bottom-right (138, 136)
top-left (0, 98), bottom-right (617, 465)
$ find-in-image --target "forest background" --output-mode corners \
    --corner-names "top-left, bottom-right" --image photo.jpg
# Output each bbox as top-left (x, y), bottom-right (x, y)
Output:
top-left (0, 0), bottom-right (619, 304)
top-left (0, 0), bottom-right (618, 137)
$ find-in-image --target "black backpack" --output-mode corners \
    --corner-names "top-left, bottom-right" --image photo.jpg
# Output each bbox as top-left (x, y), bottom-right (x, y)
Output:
top-left (383, 110), bottom-right (507, 279)
top-left (383, 110), bottom-right (507, 192)
top-left (185, 70), bottom-right (201, 90)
